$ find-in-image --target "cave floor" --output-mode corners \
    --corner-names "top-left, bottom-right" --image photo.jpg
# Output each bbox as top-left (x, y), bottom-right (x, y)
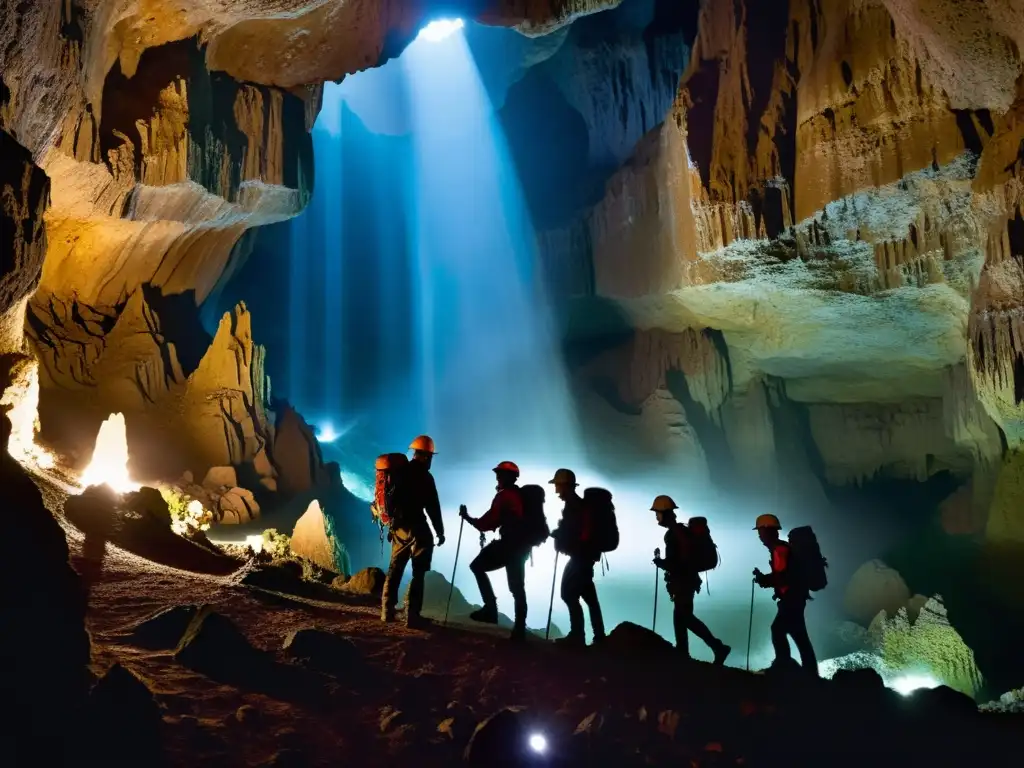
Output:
top-left (36, 471), bottom-right (1022, 768)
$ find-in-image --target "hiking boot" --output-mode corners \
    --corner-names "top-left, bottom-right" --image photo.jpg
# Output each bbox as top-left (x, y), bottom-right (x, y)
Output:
top-left (713, 643), bottom-right (732, 666)
top-left (381, 610), bottom-right (396, 623)
top-left (509, 626), bottom-right (527, 643)
top-left (406, 614), bottom-right (435, 630)
top-left (469, 605), bottom-right (499, 624)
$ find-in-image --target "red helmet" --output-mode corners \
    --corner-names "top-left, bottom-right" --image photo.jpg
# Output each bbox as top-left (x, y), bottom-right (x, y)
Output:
top-left (492, 461), bottom-right (520, 476)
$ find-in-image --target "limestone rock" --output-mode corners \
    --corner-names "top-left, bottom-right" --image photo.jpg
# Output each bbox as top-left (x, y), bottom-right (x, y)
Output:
top-left (844, 560), bottom-right (912, 627)
top-left (872, 595), bottom-right (985, 698)
top-left (218, 487), bottom-right (259, 524)
top-left (1, 428), bottom-right (91, 766)
top-left (204, 466), bottom-right (238, 490)
top-left (0, 131), bottom-right (48, 354)
top-left (86, 664), bottom-right (164, 765)
top-left (289, 500), bottom-right (340, 574)
top-left (337, 567), bottom-right (385, 598)
top-left (127, 605), bottom-right (204, 650)
top-left (603, 621), bottom-right (675, 655)
top-left (273, 406), bottom-right (332, 495)
top-left (282, 628), bottom-right (362, 677)
top-left (174, 607), bottom-right (269, 678)
top-left (219, 491), bottom-right (252, 525)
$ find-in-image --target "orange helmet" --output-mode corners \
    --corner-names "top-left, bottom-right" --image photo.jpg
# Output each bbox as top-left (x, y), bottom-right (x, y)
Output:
top-left (651, 495), bottom-right (678, 512)
top-left (375, 455), bottom-right (391, 470)
top-left (493, 461), bottom-right (520, 476)
top-left (409, 435), bottom-right (436, 454)
top-left (754, 513), bottom-right (782, 530)
top-left (548, 468), bottom-right (577, 486)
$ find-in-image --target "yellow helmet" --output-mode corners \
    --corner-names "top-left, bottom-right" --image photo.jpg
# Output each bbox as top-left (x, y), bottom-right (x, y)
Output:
top-left (650, 495), bottom-right (678, 512)
top-left (754, 513), bottom-right (782, 530)
top-left (409, 435), bottom-right (436, 454)
top-left (548, 468), bottom-right (578, 486)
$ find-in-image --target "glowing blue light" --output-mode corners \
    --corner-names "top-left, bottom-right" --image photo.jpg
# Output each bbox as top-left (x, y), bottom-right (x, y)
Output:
top-left (418, 18), bottom-right (464, 42)
top-left (316, 423), bottom-right (339, 443)
top-left (528, 733), bottom-right (547, 754)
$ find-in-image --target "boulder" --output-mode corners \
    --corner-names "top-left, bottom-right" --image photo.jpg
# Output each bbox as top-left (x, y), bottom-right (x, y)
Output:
top-left (231, 486), bottom-right (260, 518)
top-left (219, 489), bottom-right (256, 524)
top-left (830, 667), bottom-right (887, 694)
top-left (122, 486), bottom-right (172, 526)
top-left (173, 606), bottom-right (269, 679)
top-left (282, 628), bottom-right (362, 677)
top-left (337, 567), bottom-right (385, 598)
top-left (127, 604), bottom-right (204, 650)
top-left (905, 685), bottom-right (978, 717)
top-left (203, 466), bottom-right (238, 490)
top-left (463, 708), bottom-right (528, 765)
top-left (603, 621), bottom-right (675, 655)
top-left (289, 500), bottom-right (340, 573)
top-left (844, 560), bottom-right (912, 626)
top-left (87, 664), bottom-right (164, 765)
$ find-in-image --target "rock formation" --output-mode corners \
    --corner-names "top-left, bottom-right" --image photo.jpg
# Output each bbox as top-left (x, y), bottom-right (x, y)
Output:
top-left (538, 0), bottom-right (1022, 536)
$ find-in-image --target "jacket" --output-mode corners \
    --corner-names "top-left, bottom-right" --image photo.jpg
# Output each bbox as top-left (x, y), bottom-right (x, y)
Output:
top-left (763, 540), bottom-right (805, 599)
top-left (552, 495), bottom-right (596, 560)
top-left (475, 487), bottom-right (524, 536)
top-left (663, 523), bottom-right (701, 592)
top-left (396, 460), bottom-right (444, 537)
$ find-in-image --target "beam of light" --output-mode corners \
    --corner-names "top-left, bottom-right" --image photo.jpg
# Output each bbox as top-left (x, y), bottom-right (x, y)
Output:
top-left (245, 534), bottom-right (264, 553)
top-left (418, 18), bottom-right (464, 43)
top-left (316, 422), bottom-right (340, 443)
top-left (889, 674), bottom-right (941, 696)
top-left (528, 733), bottom-right (548, 754)
top-left (79, 413), bottom-right (140, 494)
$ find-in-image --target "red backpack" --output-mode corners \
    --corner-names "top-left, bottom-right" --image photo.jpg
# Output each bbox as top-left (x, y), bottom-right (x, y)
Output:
top-left (372, 453), bottom-right (408, 528)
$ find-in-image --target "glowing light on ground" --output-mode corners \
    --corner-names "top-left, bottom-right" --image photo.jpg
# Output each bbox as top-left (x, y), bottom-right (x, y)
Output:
top-left (246, 534), bottom-right (264, 553)
top-left (79, 413), bottom-right (140, 494)
top-left (528, 733), bottom-right (548, 754)
top-left (889, 673), bottom-right (941, 696)
top-left (418, 18), bottom-right (464, 43)
top-left (316, 423), bottom-right (339, 443)
top-left (0, 360), bottom-right (56, 470)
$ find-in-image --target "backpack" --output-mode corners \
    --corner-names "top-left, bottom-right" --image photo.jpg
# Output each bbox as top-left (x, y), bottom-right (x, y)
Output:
top-left (516, 484), bottom-right (549, 548)
top-left (686, 517), bottom-right (719, 573)
top-left (583, 487), bottom-right (619, 553)
top-left (787, 526), bottom-right (828, 592)
top-left (372, 453), bottom-right (409, 529)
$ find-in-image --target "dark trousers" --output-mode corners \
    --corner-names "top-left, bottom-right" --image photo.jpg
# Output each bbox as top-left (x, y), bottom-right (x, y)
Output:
top-left (771, 594), bottom-right (818, 673)
top-left (561, 555), bottom-right (605, 639)
top-left (670, 584), bottom-right (721, 656)
top-left (470, 538), bottom-right (529, 628)
top-left (382, 524), bottom-right (433, 621)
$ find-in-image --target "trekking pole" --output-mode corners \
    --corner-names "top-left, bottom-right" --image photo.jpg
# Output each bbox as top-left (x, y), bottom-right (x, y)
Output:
top-left (545, 550), bottom-right (559, 640)
top-left (443, 510), bottom-right (466, 628)
top-left (746, 577), bottom-right (755, 671)
top-left (652, 547), bottom-right (660, 631)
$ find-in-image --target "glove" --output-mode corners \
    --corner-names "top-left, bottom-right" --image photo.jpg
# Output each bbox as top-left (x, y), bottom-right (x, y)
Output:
top-left (459, 504), bottom-right (469, 519)
top-left (437, 533), bottom-right (446, 547)
top-left (652, 557), bottom-right (666, 569)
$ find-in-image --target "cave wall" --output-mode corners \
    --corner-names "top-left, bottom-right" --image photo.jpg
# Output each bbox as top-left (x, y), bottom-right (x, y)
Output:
top-left (549, 0), bottom-right (1023, 521)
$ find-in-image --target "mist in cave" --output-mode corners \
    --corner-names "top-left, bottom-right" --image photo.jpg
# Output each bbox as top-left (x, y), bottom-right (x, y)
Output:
top-left (219, 11), bottom-right (925, 666)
